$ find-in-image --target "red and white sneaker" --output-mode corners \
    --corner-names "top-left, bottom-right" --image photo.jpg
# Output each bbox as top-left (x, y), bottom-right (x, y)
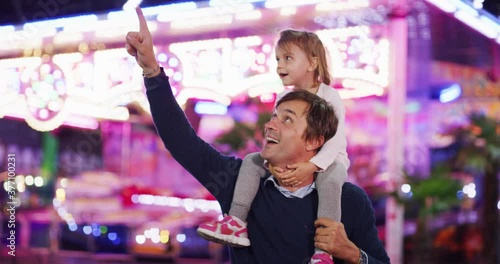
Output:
top-left (310, 252), bottom-right (334, 264)
top-left (197, 215), bottom-right (250, 247)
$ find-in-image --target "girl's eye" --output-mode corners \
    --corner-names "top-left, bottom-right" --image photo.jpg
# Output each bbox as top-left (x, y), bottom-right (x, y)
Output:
top-left (285, 56), bottom-right (292, 61)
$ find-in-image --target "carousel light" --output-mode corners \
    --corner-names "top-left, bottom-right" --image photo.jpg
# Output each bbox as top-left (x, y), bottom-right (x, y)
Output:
top-left (183, 198), bottom-right (196, 212)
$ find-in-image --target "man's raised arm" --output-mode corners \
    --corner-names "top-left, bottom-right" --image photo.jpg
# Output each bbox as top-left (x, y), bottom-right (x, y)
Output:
top-left (125, 8), bottom-right (241, 207)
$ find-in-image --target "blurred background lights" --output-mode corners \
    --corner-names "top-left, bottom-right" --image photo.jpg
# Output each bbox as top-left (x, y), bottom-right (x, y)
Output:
top-left (100, 225), bottom-right (108, 234)
top-left (83, 226), bottom-right (92, 235)
top-left (194, 102), bottom-right (228, 115)
top-left (136, 235), bottom-right (146, 244)
top-left (108, 232), bottom-right (117, 241)
top-left (157, 53), bottom-right (168, 63)
top-left (34, 176), bottom-right (44, 187)
top-left (462, 183), bottom-right (477, 198)
top-left (92, 228), bottom-right (101, 237)
top-left (25, 175), bottom-right (34, 186)
top-left (401, 184), bottom-right (411, 193)
top-left (60, 178), bottom-right (68, 188)
top-left (439, 84), bottom-right (462, 103)
top-left (68, 223), bottom-right (78, 232)
top-left (472, 0), bottom-right (484, 9)
top-left (176, 234), bottom-right (186, 243)
top-left (160, 230), bottom-right (170, 243)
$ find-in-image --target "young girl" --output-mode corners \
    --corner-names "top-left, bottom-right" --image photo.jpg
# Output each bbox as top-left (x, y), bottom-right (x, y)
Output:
top-left (197, 29), bottom-right (349, 264)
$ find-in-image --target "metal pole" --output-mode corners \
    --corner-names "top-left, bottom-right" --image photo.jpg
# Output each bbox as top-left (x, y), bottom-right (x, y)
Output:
top-left (385, 0), bottom-right (408, 263)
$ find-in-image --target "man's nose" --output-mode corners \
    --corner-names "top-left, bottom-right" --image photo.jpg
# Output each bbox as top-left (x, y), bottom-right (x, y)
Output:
top-left (264, 118), bottom-right (277, 131)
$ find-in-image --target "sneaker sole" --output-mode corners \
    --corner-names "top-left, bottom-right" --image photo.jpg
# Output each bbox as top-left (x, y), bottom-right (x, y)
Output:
top-left (196, 228), bottom-right (250, 247)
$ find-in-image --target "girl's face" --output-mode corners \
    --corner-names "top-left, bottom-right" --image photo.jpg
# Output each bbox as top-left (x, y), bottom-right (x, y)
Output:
top-left (275, 44), bottom-right (316, 90)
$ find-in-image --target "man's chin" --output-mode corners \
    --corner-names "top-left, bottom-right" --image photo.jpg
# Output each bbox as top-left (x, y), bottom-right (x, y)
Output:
top-left (260, 150), bottom-right (269, 160)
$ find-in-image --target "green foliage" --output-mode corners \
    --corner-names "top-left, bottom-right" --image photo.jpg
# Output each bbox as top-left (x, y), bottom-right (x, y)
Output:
top-left (453, 113), bottom-right (500, 174)
top-left (392, 165), bottom-right (462, 219)
top-left (392, 113), bottom-right (498, 220)
top-left (215, 122), bottom-right (254, 151)
top-left (215, 112), bottom-right (272, 154)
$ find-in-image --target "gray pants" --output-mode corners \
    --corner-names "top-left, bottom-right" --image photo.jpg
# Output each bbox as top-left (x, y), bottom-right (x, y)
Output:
top-left (230, 152), bottom-right (347, 223)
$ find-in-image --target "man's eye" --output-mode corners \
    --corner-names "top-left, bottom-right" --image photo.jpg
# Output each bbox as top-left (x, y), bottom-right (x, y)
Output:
top-left (284, 117), bottom-right (292, 123)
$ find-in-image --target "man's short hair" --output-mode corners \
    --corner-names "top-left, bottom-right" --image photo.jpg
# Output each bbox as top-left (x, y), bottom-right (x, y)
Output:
top-left (276, 90), bottom-right (338, 146)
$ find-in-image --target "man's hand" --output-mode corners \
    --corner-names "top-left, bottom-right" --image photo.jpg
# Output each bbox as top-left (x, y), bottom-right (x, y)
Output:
top-left (314, 218), bottom-right (360, 264)
top-left (125, 7), bottom-right (158, 73)
top-left (280, 161), bottom-right (317, 187)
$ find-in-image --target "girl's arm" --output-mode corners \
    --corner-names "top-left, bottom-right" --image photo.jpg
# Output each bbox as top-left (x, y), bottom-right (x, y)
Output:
top-left (310, 87), bottom-right (348, 171)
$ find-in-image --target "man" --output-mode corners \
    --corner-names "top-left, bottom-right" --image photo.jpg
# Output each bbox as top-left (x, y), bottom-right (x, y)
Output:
top-left (126, 7), bottom-right (390, 264)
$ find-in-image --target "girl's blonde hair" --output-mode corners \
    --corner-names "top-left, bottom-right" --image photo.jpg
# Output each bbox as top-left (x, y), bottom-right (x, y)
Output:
top-left (277, 29), bottom-right (331, 86)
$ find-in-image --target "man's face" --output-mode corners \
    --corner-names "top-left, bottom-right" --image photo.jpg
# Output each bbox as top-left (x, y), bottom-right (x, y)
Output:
top-left (260, 99), bottom-right (311, 166)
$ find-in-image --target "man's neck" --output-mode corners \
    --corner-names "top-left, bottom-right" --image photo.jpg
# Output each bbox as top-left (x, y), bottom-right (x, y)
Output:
top-left (270, 164), bottom-right (315, 191)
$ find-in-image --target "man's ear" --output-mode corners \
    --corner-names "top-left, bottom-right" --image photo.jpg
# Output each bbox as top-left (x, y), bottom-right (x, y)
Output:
top-left (308, 57), bottom-right (318, 72)
top-left (306, 135), bottom-right (324, 152)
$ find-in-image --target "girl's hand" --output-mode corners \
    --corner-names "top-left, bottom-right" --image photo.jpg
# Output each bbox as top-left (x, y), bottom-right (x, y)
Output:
top-left (281, 162), bottom-right (318, 187)
top-left (268, 163), bottom-right (292, 186)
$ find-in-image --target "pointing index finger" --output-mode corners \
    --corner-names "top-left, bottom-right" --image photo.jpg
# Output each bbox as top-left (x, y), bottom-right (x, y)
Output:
top-left (136, 7), bottom-right (150, 34)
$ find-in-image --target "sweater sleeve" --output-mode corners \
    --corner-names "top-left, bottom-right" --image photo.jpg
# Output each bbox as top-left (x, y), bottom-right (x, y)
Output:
top-left (144, 69), bottom-right (241, 211)
top-left (347, 185), bottom-right (390, 264)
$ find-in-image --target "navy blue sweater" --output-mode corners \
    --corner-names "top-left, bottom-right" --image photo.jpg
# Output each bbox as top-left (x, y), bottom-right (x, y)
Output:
top-left (145, 70), bottom-right (390, 264)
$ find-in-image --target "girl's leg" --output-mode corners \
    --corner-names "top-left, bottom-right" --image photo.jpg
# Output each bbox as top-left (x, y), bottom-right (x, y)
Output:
top-left (197, 152), bottom-right (266, 247)
top-left (229, 152), bottom-right (266, 221)
top-left (316, 161), bottom-right (348, 222)
top-left (311, 161), bottom-right (348, 262)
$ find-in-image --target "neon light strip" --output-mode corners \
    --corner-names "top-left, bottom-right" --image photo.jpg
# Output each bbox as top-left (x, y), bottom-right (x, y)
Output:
top-left (454, 10), bottom-right (497, 39)
top-left (208, 0), bottom-right (262, 6)
top-left (315, 0), bottom-right (369, 11)
top-left (265, 0), bottom-right (327, 9)
top-left (131, 194), bottom-right (222, 213)
top-left (425, 0), bottom-right (500, 41)
top-left (0, 25), bottom-right (15, 34)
